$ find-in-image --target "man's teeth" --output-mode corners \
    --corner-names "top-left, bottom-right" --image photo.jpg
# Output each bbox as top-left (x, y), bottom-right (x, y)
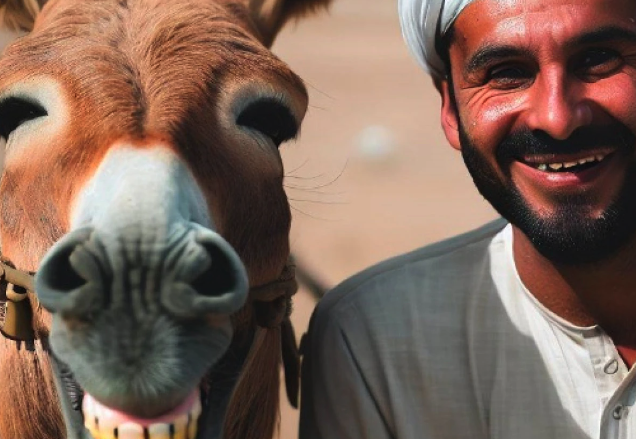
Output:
top-left (534, 153), bottom-right (608, 171)
top-left (83, 397), bottom-right (202, 439)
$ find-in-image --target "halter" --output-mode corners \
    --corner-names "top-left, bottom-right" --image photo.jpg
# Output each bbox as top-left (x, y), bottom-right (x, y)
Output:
top-left (0, 256), bottom-right (301, 406)
top-left (0, 259), bottom-right (37, 348)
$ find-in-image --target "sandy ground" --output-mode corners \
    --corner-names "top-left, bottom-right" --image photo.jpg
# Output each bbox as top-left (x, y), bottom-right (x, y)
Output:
top-left (272, 1), bottom-right (498, 437)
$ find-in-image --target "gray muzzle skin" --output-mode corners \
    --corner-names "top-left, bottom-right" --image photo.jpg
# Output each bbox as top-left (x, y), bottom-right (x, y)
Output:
top-left (33, 145), bottom-right (250, 434)
top-left (36, 223), bottom-right (249, 321)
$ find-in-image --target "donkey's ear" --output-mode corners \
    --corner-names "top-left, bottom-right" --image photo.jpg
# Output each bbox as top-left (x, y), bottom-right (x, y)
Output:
top-left (248, 0), bottom-right (332, 47)
top-left (0, 0), bottom-right (47, 32)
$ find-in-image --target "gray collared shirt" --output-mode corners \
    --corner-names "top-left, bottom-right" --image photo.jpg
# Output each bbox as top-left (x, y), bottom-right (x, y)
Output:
top-left (299, 219), bottom-right (636, 439)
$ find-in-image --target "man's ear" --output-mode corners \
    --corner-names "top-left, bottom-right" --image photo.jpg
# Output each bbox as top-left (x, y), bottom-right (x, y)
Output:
top-left (248, 0), bottom-right (332, 47)
top-left (440, 79), bottom-right (461, 151)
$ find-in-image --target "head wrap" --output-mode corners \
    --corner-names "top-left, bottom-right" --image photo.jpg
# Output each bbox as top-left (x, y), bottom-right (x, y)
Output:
top-left (398, 0), bottom-right (475, 79)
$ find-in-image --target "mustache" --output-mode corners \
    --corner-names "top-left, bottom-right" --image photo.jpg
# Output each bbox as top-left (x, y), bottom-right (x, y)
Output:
top-left (496, 124), bottom-right (636, 163)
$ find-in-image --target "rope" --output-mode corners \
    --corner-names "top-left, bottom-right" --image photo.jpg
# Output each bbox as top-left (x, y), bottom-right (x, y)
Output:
top-left (248, 262), bottom-right (302, 406)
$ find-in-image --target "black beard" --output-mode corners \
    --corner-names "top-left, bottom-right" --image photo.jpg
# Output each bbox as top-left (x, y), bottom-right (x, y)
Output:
top-left (458, 122), bottom-right (636, 265)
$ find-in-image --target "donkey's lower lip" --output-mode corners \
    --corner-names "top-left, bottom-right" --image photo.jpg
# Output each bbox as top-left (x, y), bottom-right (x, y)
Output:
top-left (82, 389), bottom-right (202, 439)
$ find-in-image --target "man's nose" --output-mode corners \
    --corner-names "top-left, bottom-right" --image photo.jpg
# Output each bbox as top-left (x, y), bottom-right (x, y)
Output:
top-left (524, 70), bottom-right (592, 140)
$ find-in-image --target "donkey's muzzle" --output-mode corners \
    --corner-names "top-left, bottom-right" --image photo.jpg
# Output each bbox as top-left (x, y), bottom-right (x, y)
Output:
top-left (35, 224), bottom-right (249, 320)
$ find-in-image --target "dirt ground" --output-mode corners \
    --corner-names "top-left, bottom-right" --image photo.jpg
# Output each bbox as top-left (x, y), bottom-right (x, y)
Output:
top-left (272, 1), bottom-right (498, 437)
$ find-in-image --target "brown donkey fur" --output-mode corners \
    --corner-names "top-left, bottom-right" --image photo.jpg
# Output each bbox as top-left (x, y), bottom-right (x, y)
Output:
top-left (0, 0), bottom-right (331, 438)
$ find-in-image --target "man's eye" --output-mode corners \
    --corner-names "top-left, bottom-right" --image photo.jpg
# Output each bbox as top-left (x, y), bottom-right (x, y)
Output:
top-left (576, 49), bottom-right (622, 77)
top-left (487, 65), bottom-right (532, 89)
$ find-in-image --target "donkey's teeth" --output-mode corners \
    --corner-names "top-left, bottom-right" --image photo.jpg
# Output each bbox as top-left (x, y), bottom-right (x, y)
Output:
top-left (118, 423), bottom-right (144, 439)
top-left (85, 418), bottom-right (199, 439)
top-left (82, 391), bottom-right (201, 439)
top-left (94, 408), bottom-right (118, 433)
top-left (147, 423), bottom-right (171, 437)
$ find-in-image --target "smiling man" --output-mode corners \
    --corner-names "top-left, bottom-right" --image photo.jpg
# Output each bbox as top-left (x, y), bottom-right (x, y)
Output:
top-left (299, 0), bottom-right (636, 438)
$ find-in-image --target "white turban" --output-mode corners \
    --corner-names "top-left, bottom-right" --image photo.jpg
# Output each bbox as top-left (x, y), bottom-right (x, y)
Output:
top-left (398, 0), bottom-right (474, 79)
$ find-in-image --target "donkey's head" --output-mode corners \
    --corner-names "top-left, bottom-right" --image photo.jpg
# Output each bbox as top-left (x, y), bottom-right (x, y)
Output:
top-left (0, 1), bottom-right (329, 438)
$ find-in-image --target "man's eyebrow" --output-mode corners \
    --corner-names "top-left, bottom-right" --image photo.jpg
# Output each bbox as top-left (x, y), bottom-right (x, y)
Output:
top-left (462, 27), bottom-right (636, 76)
top-left (464, 46), bottom-right (532, 76)
top-left (567, 26), bottom-right (636, 48)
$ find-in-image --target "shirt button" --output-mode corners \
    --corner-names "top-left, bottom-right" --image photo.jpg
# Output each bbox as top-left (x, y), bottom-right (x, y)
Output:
top-left (613, 404), bottom-right (625, 420)
top-left (604, 359), bottom-right (619, 375)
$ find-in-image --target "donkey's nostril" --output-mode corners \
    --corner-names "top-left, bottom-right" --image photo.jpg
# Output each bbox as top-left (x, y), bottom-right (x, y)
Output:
top-left (35, 228), bottom-right (97, 314)
top-left (42, 244), bottom-right (86, 293)
top-left (163, 228), bottom-right (249, 317)
top-left (192, 242), bottom-right (238, 297)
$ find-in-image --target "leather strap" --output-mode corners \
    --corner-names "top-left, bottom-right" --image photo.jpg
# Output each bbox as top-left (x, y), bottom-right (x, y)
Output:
top-left (0, 258), bottom-right (37, 344)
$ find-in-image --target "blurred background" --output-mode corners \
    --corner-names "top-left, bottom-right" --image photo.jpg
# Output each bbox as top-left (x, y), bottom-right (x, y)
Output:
top-left (272, 0), bottom-right (498, 437)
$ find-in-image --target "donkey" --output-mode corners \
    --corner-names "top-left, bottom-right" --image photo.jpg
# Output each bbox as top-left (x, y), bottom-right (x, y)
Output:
top-left (0, 0), bottom-right (330, 438)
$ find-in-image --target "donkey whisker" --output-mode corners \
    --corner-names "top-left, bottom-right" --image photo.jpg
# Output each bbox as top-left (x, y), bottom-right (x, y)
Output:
top-left (284, 183), bottom-right (346, 194)
top-left (283, 158), bottom-right (313, 176)
top-left (289, 205), bottom-right (341, 222)
top-left (305, 81), bottom-right (334, 100)
top-left (288, 198), bottom-right (348, 205)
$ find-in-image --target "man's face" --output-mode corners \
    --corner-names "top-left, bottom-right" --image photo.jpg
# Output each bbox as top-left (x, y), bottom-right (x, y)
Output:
top-left (441, 0), bottom-right (636, 264)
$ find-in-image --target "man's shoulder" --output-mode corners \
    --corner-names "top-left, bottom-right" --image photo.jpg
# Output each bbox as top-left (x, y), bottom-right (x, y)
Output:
top-left (311, 218), bottom-right (509, 330)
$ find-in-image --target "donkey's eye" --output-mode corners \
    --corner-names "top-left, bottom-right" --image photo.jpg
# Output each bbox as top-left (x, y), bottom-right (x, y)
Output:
top-left (0, 97), bottom-right (47, 141)
top-left (236, 99), bottom-right (298, 148)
